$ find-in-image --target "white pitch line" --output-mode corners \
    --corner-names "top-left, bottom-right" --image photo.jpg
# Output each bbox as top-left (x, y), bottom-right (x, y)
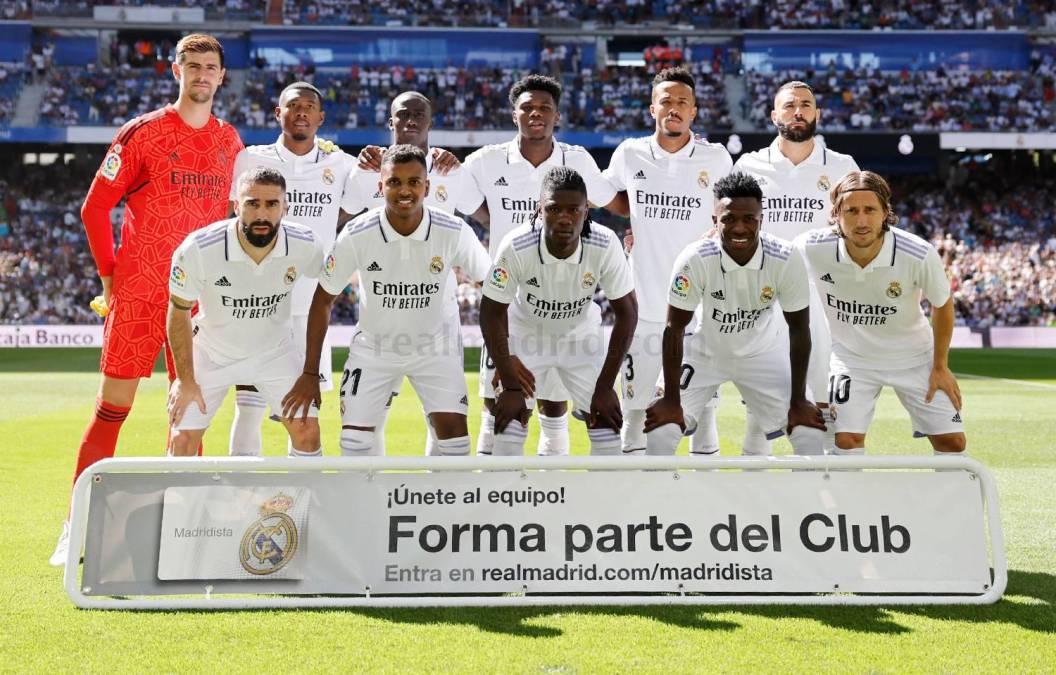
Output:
top-left (955, 372), bottom-right (1056, 391)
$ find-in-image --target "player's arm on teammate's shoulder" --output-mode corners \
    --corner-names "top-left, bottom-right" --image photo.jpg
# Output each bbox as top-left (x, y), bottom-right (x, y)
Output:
top-left (479, 296), bottom-right (531, 432)
top-left (927, 297), bottom-right (962, 411)
top-left (336, 208), bottom-right (358, 234)
top-left (431, 147), bottom-right (460, 176)
top-left (605, 191), bottom-right (630, 218)
top-left (592, 289), bottom-right (637, 431)
top-left (783, 306), bottom-right (825, 432)
top-left (357, 145), bottom-right (384, 171)
top-left (644, 304), bottom-right (694, 432)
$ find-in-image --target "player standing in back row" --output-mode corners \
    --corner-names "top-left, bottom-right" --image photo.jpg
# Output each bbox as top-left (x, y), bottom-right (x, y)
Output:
top-left (52, 34), bottom-right (243, 566)
top-left (794, 171), bottom-right (965, 456)
top-left (604, 66), bottom-right (733, 456)
top-left (733, 80), bottom-right (859, 456)
top-left (462, 74), bottom-right (624, 459)
top-left (226, 81), bottom-right (357, 457)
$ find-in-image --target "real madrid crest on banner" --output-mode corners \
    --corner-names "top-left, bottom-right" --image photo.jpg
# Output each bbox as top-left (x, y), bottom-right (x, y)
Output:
top-left (817, 175), bottom-right (831, 192)
top-left (886, 281), bottom-right (902, 298)
top-left (322, 168), bottom-right (335, 185)
top-left (240, 492), bottom-right (300, 576)
top-left (697, 170), bottom-right (710, 189)
top-left (435, 185), bottom-right (448, 202)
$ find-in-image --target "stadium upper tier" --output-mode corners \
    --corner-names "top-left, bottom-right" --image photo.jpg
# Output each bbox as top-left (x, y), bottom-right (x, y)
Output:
top-left (29, 63), bottom-right (1052, 135)
top-left (14, 0), bottom-right (1055, 29)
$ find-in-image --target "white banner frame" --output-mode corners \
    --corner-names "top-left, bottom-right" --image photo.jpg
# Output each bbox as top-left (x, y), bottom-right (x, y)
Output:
top-left (64, 455), bottom-right (1006, 610)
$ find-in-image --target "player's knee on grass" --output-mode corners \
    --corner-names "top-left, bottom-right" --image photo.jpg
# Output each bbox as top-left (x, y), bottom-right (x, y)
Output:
top-left (645, 423), bottom-right (682, 456)
top-left (587, 426), bottom-right (621, 455)
top-left (170, 429), bottom-right (205, 457)
top-left (340, 427), bottom-right (378, 456)
top-left (434, 435), bottom-right (471, 456)
top-left (99, 376), bottom-right (139, 408)
top-left (621, 408), bottom-right (646, 453)
top-left (789, 425), bottom-right (825, 456)
top-left (930, 432), bottom-right (966, 454)
top-left (835, 432), bottom-right (866, 451)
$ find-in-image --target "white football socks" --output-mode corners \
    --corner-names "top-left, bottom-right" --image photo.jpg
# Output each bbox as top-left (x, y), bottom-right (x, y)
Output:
top-left (230, 390), bottom-right (267, 456)
top-left (537, 413), bottom-right (569, 456)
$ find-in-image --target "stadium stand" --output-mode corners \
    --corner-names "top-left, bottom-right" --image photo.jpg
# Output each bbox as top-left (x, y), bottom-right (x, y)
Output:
top-left (0, 63), bottom-right (24, 126)
top-left (744, 66), bottom-right (1056, 132)
top-left (30, 0), bottom-right (265, 21)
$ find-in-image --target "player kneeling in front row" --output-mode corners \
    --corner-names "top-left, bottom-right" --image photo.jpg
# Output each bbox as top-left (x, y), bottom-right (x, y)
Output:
top-left (480, 166), bottom-right (638, 456)
top-left (167, 168), bottom-right (325, 456)
top-left (794, 171), bottom-right (965, 456)
top-left (645, 172), bottom-right (825, 455)
top-left (283, 145), bottom-right (491, 456)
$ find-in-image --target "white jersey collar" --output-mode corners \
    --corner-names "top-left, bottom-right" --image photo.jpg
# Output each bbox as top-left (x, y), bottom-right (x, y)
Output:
top-left (273, 136), bottom-right (321, 165)
top-left (379, 207), bottom-right (432, 243)
top-left (719, 239), bottom-right (764, 273)
top-left (225, 217), bottom-right (291, 263)
top-left (648, 134), bottom-right (697, 160)
top-left (836, 229), bottom-right (896, 270)
top-left (538, 231), bottom-right (584, 265)
top-left (767, 136), bottom-right (826, 168)
top-left (507, 138), bottom-right (565, 169)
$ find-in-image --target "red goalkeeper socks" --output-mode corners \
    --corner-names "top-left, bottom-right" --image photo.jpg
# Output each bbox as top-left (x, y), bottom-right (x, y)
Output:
top-left (72, 399), bottom-right (130, 486)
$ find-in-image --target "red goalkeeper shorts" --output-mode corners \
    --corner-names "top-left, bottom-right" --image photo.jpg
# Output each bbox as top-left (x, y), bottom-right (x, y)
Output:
top-left (100, 296), bottom-right (175, 379)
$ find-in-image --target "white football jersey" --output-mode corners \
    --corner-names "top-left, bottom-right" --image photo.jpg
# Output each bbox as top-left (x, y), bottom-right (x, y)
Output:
top-left (733, 137), bottom-right (859, 242)
top-left (483, 224), bottom-right (634, 338)
top-left (169, 218), bottom-right (324, 365)
top-left (463, 139), bottom-right (618, 255)
top-left (319, 206), bottom-right (491, 351)
top-left (605, 135), bottom-right (733, 323)
top-left (229, 137), bottom-right (355, 312)
top-left (794, 226), bottom-right (952, 370)
top-left (340, 147), bottom-right (480, 216)
top-left (669, 233), bottom-right (810, 359)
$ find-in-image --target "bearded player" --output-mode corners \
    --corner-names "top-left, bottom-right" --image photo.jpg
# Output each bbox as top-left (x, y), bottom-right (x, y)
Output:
top-left (51, 34), bottom-right (244, 566)
top-left (733, 81), bottom-right (859, 456)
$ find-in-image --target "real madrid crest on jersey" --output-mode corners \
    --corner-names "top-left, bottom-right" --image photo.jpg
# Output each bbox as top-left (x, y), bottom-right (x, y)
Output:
top-left (322, 168), bottom-right (335, 185)
top-left (817, 175), bottom-right (831, 192)
top-left (886, 281), bottom-right (902, 298)
top-left (582, 271), bottom-right (597, 289)
top-left (284, 266), bottom-right (297, 285)
top-left (240, 492), bottom-right (300, 576)
top-left (435, 185), bottom-right (448, 203)
top-left (760, 286), bottom-right (775, 302)
top-left (430, 256), bottom-right (444, 274)
top-left (697, 170), bottom-right (710, 189)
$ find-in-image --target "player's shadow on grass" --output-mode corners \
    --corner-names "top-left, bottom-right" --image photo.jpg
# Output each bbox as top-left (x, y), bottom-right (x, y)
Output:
top-left (352, 569), bottom-right (1054, 637)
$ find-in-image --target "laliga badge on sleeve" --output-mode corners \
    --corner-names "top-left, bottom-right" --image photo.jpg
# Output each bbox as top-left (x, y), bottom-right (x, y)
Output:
top-left (100, 152), bottom-right (122, 181)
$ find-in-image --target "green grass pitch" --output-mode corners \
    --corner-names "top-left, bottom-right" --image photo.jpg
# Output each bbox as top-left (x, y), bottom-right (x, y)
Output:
top-left (1, 348), bottom-right (1054, 672)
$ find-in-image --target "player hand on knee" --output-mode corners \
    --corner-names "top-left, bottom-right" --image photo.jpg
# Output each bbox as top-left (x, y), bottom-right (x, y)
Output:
top-left (491, 356), bottom-right (536, 398)
top-left (357, 145), bottom-right (383, 171)
top-left (431, 148), bottom-right (461, 175)
top-left (589, 386), bottom-right (623, 431)
top-left (786, 397), bottom-right (826, 435)
top-left (494, 389), bottom-right (530, 433)
top-left (167, 377), bottom-right (206, 426)
top-left (926, 365), bottom-right (962, 411)
top-left (644, 397), bottom-right (686, 433)
top-left (281, 373), bottom-right (322, 422)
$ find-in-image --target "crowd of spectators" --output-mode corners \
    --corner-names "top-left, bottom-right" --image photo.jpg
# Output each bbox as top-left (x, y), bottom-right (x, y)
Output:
top-left (284, 0), bottom-right (503, 26)
top-left (745, 65), bottom-right (1056, 133)
top-left (0, 63), bottom-right (24, 126)
top-left (1, 153), bottom-right (1052, 327)
top-left (30, 0), bottom-right (264, 21)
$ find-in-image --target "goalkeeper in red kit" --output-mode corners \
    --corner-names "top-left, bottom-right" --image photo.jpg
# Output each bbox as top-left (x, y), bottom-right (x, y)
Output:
top-left (50, 34), bottom-right (244, 566)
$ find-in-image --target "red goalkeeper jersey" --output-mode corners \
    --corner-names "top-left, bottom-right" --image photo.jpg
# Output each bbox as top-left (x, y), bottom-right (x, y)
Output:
top-left (82, 104), bottom-right (244, 305)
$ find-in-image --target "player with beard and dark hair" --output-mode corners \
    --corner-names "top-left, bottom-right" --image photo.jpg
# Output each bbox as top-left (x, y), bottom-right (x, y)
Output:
top-left (166, 167), bottom-right (325, 458)
top-left (733, 80), bottom-right (859, 457)
top-left (603, 65), bottom-right (732, 457)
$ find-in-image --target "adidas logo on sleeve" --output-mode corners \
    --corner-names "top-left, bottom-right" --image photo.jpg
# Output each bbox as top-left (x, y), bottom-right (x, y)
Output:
top-left (366, 261), bottom-right (383, 272)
